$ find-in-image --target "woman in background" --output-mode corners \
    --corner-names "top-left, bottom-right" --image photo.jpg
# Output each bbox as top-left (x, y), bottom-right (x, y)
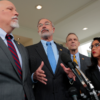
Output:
top-left (86, 37), bottom-right (100, 98)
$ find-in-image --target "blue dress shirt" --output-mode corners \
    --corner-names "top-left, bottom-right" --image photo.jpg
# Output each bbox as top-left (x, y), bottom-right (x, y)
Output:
top-left (71, 52), bottom-right (81, 68)
top-left (31, 40), bottom-right (59, 82)
top-left (41, 40), bottom-right (59, 64)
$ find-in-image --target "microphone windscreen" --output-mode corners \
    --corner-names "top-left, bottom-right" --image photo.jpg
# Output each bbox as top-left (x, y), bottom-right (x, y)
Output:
top-left (61, 52), bottom-right (72, 64)
top-left (68, 87), bottom-right (78, 96)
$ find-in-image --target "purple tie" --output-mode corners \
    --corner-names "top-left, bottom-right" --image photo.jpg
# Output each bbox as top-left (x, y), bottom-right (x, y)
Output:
top-left (6, 34), bottom-right (22, 79)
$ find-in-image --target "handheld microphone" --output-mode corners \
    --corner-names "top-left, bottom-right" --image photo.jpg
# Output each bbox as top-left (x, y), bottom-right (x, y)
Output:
top-left (68, 87), bottom-right (78, 100)
top-left (61, 52), bottom-right (99, 100)
top-left (61, 52), bottom-right (88, 88)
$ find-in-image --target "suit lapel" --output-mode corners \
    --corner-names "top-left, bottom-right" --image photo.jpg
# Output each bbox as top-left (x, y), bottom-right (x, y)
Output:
top-left (35, 42), bottom-right (53, 74)
top-left (93, 67), bottom-right (100, 83)
top-left (0, 38), bottom-right (21, 79)
top-left (80, 54), bottom-right (85, 72)
top-left (54, 43), bottom-right (63, 75)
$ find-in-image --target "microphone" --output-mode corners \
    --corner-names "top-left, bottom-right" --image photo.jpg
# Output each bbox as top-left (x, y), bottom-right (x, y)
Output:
top-left (61, 52), bottom-right (87, 88)
top-left (61, 52), bottom-right (99, 100)
top-left (68, 87), bottom-right (78, 100)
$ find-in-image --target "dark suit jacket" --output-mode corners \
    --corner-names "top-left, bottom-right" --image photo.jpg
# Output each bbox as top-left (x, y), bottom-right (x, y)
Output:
top-left (86, 67), bottom-right (100, 91)
top-left (85, 67), bottom-right (100, 99)
top-left (26, 41), bottom-right (71, 100)
top-left (68, 52), bottom-right (91, 98)
top-left (0, 37), bottom-right (35, 100)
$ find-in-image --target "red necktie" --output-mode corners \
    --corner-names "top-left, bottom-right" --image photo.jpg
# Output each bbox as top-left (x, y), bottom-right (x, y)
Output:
top-left (6, 34), bottom-right (22, 79)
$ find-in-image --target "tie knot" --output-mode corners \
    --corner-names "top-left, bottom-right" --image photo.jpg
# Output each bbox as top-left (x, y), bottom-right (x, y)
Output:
top-left (6, 34), bottom-right (12, 40)
top-left (73, 55), bottom-right (76, 58)
top-left (46, 42), bottom-right (51, 46)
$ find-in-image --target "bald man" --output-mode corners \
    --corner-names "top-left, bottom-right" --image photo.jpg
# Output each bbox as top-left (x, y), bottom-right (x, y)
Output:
top-left (0, 1), bottom-right (35, 100)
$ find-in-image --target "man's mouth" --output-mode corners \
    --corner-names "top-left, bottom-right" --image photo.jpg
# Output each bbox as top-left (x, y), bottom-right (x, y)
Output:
top-left (71, 44), bottom-right (75, 46)
top-left (11, 16), bottom-right (18, 21)
top-left (41, 29), bottom-right (49, 33)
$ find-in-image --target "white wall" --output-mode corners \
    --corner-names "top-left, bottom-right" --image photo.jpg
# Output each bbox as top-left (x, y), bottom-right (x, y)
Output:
top-left (78, 41), bottom-right (92, 56)
top-left (13, 25), bottom-right (41, 44)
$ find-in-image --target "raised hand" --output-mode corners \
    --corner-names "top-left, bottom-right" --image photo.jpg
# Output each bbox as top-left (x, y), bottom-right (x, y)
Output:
top-left (33, 61), bottom-right (48, 85)
top-left (60, 63), bottom-right (76, 81)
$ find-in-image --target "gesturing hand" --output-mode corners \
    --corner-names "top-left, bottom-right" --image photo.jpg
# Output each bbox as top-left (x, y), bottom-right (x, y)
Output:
top-left (33, 61), bottom-right (47, 85)
top-left (60, 63), bottom-right (76, 81)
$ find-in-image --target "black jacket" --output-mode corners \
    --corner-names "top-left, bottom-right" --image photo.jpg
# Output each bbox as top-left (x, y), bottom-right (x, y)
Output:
top-left (26, 42), bottom-right (71, 100)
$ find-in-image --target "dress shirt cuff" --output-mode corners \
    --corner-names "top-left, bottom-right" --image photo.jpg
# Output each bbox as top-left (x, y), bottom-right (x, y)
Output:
top-left (31, 73), bottom-right (37, 83)
top-left (67, 75), bottom-right (74, 85)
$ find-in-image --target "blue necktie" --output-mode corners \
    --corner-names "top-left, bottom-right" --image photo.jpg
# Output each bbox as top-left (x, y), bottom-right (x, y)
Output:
top-left (46, 42), bottom-right (56, 74)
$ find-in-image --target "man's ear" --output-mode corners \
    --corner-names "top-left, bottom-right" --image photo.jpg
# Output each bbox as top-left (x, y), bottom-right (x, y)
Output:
top-left (78, 42), bottom-right (80, 46)
top-left (66, 42), bottom-right (68, 47)
top-left (53, 27), bottom-right (55, 33)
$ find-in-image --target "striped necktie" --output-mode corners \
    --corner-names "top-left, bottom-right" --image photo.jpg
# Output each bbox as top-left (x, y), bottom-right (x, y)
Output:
top-left (6, 34), bottom-right (22, 79)
top-left (6, 34), bottom-right (28, 100)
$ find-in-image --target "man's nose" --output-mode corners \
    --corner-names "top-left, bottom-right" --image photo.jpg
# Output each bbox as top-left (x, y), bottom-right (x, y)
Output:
top-left (14, 10), bottom-right (19, 17)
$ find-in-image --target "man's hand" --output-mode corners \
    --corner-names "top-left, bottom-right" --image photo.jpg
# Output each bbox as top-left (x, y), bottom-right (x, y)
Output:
top-left (60, 63), bottom-right (76, 81)
top-left (33, 61), bottom-right (47, 85)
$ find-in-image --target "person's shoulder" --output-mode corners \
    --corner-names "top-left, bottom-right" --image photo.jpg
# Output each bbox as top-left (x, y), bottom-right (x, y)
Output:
top-left (54, 42), bottom-right (69, 52)
top-left (26, 42), bottom-right (41, 49)
top-left (79, 53), bottom-right (90, 59)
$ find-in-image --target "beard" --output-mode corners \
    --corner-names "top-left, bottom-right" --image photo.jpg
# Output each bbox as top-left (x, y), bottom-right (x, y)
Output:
top-left (39, 29), bottom-right (53, 39)
top-left (10, 16), bottom-right (19, 28)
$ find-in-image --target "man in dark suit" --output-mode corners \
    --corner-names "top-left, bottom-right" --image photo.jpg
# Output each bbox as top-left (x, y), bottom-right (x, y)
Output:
top-left (26, 18), bottom-right (75, 100)
top-left (0, 1), bottom-right (35, 100)
top-left (66, 33), bottom-right (91, 97)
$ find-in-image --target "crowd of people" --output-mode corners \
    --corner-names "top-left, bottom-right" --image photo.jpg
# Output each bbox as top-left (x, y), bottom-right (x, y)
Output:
top-left (0, 0), bottom-right (100, 100)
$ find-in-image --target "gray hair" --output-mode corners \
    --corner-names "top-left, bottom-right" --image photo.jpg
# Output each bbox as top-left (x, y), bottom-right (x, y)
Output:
top-left (37, 18), bottom-right (54, 28)
top-left (66, 33), bottom-right (79, 42)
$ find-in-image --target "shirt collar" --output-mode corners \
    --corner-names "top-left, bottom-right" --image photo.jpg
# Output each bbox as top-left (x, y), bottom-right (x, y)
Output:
top-left (41, 39), bottom-right (54, 46)
top-left (0, 28), bottom-right (14, 40)
top-left (71, 52), bottom-right (79, 57)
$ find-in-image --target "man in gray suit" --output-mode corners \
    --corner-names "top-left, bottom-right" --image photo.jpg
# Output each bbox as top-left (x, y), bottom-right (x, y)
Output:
top-left (66, 33), bottom-right (91, 97)
top-left (66, 33), bottom-right (91, 73)
top-left (0, 1), bottom-right (35, 100)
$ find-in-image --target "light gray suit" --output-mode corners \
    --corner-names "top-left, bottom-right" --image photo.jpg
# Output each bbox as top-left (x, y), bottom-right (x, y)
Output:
top-left (0, 37), bottom-right (35, 100)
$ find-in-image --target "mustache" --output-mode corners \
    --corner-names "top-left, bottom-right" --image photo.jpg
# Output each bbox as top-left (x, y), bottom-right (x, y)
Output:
top-left (11, 16), bottom-right (18, 20)
top-left (41, 29), bottom-right (49, 32)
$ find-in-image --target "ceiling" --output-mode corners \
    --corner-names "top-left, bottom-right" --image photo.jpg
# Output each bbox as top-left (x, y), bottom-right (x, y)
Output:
top-left (9, 0), bottom-right (100, 45)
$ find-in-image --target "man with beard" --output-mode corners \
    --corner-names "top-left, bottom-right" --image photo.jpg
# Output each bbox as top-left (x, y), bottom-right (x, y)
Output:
top-left (26, 18), bottom-right (75, 100)
top-left (66, 33), bottom-right (91, 98)
top-left (0, 1), bottom-right (35, 100)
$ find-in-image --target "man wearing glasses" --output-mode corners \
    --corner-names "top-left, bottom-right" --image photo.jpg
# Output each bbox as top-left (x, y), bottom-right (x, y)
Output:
top-left (26, 18), bottom-right (75, 100)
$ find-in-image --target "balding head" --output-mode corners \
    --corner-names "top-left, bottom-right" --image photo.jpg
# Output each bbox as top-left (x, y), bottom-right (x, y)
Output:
top-left (0, 0), bottom-right (13, 8)
top-left (0, 0), bottom-right (19, 33)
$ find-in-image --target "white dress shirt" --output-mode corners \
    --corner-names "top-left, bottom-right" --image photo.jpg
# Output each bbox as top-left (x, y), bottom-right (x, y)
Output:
top-left (0, 28), bottom-right (22, 68)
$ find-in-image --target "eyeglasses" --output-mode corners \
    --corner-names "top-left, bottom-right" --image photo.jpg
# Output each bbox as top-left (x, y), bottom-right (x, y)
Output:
top-left (38, 22), bottom-right (51, 27)
top-left (89, 43), bottom-right (100, 49)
